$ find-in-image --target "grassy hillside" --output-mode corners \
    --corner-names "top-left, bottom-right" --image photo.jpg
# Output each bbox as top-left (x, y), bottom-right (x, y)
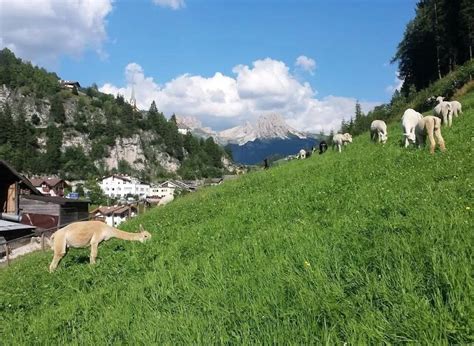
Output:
top-left (1, 92), bottom-right (473, 343)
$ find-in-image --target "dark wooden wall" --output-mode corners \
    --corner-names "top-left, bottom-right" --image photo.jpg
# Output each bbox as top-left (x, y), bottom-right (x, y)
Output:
top-left (60, 202), bottom-right (89, 226)
top-left (20, 198), bottom-right (60, 216)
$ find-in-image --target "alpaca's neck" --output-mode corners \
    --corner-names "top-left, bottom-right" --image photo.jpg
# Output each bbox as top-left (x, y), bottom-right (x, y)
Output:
top-left (111, 229), bottom-right (143, 241)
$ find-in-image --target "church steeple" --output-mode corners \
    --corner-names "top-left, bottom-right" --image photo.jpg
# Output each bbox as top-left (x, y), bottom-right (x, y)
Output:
top-left (130, 85), bottom-right (137, 111)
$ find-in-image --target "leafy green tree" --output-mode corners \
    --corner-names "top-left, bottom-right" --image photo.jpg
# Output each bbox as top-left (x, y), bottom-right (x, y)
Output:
top-left (61, 146), bottom-right (97, 179)
top-left (84, 179), bottom-right (107, 205)
top-left (118, 159), bottom-right (133, 175)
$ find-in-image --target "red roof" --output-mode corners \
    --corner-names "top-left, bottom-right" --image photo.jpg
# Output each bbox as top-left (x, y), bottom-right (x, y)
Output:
top-left (29, 177), bottom-right (67, 188)
top-left (90, 205), bottom-right (136, 216)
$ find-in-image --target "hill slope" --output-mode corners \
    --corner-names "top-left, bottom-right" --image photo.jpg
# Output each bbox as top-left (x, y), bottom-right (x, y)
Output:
top-left (1, 92), bottom-right (473, 343)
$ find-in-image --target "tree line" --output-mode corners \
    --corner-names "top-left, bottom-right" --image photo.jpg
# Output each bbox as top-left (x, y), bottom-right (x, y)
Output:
top-left (393, 0), bottom-right (473, 94)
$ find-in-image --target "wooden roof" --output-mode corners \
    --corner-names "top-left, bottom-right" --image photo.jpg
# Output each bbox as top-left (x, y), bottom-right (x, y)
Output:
top-left (90, 205), bottom-right (136, 216)
top-left (29, 177), bottom-right (68, 188)
top-left (22, 194), bottom-right (89, 206)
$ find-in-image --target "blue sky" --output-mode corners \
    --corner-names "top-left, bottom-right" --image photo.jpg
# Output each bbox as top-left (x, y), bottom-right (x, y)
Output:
top-left (1, 0), bottom-right (417, 132)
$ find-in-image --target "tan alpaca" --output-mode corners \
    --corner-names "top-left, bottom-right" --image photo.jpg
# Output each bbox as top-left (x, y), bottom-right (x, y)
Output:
top-left (49, 221), bottom-right (151, 272)
top-left (415, 115), bottom-right (446, 154)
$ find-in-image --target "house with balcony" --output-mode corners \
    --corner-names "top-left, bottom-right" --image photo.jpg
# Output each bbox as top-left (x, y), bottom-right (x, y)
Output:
top-left (98, 175), bottom-right (150, 199)
top-left (29, 177), bottom-right (69, 197)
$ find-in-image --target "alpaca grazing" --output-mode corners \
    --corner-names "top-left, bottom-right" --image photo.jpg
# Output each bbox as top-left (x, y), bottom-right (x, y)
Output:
top-left (433, 98), bottom-right (453, 127)
top-left (332, 133), bottom-right (352, 153)
top-left (401, 108), bottom-right (423, 148)
top-left (449, 100), bottom-right (462, 117)
top-left (415, 115), bottom-right (446, 154)
top-left (370, 120), bottom-right (388, 144)
top-left (49, 221), bottom-right (151, 272)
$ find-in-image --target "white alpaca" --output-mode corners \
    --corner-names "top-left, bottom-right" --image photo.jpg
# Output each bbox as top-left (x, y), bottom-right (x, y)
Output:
top-left (415, 115), bottom-right (446, 154)
top-left (401, 108), bottom-right (423, 148)
top-left (332, 133), bottom-right (352, 153)
top-left (370, 120), bottom-right (388, 144)
top-left (433, 97), bottom-right (453, 127)
top-left (449, 101), bottom-right (462, 117)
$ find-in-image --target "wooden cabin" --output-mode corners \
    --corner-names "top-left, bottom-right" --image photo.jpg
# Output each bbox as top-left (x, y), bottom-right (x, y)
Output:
top-left (20, 195), bottom-right (89, 232)
top-left (0, 160), bottom-right (90, 239)
top-left (0, 160), bottom-right (40, 240)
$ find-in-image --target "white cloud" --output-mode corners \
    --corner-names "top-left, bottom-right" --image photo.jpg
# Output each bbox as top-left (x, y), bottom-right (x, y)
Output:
top-left (152, 0), bottom-right (185, 10)
top-left (100, 58), bottom-right (380, 133)
top-left (385, 71), bottom-right (404, 94)
top-left (295, 55), bottom-right (316, 75)
top-left (0, 0), bottom-right (113, 65)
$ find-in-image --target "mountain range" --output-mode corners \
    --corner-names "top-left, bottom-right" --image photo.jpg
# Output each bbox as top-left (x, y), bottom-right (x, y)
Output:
top-left (177, 113), bottom-right (319, 165)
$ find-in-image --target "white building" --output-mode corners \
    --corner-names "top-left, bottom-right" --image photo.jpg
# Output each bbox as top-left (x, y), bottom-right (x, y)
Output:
top-left (90, 205), bottom-right (137, 227)
top-left (149, 180), bottom-right (193, 198)
top-left (99, 175), bottom-right (150, 199)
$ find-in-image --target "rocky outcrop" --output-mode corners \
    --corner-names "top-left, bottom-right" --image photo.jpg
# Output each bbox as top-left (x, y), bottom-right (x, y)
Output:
top-left (105, 135), bottom-right (146, 171)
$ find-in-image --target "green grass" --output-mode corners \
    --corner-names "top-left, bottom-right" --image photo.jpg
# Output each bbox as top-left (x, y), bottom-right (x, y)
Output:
top-left (1, 93), bottom-right (473, 344)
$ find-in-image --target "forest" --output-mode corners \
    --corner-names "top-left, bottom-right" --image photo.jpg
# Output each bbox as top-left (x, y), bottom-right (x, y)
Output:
top-left (0, 48), bottom-right (228, 181)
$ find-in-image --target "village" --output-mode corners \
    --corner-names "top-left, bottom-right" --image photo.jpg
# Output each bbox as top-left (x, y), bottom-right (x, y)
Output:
top-left (0, 159), bottom-right (234, 264)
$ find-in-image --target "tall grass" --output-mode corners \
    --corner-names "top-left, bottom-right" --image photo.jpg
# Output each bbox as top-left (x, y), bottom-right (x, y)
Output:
top-left (1, 93), bottom-right (473, 344)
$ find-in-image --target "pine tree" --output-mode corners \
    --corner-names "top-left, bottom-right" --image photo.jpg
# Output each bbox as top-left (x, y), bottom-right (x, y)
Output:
top-left (460, 0), bottom-right (474, 61)
top-left (0, 104), bottom-right (14, 145)
top-left (149, 100), bottom-right (158, 115)
top-left (44, 124), bottom-right (63, 173)
top-left (50, 94), bottom-right (66, 123)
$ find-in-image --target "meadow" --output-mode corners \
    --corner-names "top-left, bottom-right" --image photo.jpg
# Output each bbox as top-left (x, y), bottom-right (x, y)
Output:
top-left (1, 92), bottom-right (473, 344)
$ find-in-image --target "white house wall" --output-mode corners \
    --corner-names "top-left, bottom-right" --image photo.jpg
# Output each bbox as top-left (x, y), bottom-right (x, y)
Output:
top-left (99, 176), bottom-right (150, 199)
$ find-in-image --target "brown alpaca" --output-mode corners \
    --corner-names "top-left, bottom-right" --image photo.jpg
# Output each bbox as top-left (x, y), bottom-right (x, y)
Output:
top-left (49, 221), bottom-right (151, 272)
top-left (415, 115), bottom-right (446, 154)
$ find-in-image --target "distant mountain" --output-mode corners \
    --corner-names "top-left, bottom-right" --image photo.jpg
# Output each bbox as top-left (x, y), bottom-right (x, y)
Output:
top-left (177, 113), bottom-right (317, 165)
top-left (176, 115), bottom-right (217, 138)
top-left (218, 113), bottom-right (306, 145)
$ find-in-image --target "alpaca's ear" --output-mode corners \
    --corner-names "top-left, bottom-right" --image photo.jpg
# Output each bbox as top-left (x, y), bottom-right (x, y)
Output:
top-left (140, 224), bottom-right (144, 232)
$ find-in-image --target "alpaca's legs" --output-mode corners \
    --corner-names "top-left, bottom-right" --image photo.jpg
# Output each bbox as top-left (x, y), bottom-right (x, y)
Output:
top-left (90, 242), bottom-right (99, 264)
top-left (434, 128), bottom-right (446, 151)
top-left (338, 144), bottom-right (341, 153)
top-left (448, 114), bottom-right (452, 127)
top-left (427, 130), bottom-right (436, 154)
top-left (49, 253), bottom-right (65, 272)
top-left (49, 233), bottom-right (66, 272)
